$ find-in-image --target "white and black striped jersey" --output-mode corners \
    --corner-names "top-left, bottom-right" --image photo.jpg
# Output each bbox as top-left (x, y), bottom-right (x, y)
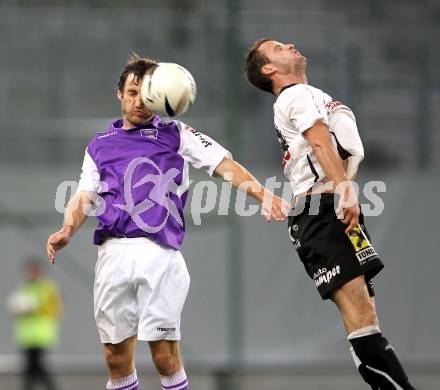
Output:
top-left (273, 83), bottom-right (364, 196)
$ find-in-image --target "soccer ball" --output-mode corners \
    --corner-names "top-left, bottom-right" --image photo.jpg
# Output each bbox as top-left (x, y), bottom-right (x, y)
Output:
top-left (141, 62), bottom-right (197, 117)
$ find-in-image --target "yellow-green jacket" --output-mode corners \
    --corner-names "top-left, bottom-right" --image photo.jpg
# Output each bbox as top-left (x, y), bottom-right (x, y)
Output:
top-left (13, 278), bottom-right (62, 349)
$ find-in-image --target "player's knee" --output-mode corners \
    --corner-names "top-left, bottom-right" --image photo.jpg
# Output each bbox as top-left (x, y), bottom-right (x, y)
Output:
top-left (104, 348), bottom-right (127, 371)
top-left (152, 351), bottom-right (180, 376)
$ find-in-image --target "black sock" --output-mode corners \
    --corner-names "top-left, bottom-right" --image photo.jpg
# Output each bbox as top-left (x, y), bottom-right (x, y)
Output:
top-left (349, 333), bottom-right (416, 390)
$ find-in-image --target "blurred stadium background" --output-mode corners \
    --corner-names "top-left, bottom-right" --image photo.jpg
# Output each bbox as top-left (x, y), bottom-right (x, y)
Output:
top-left (0, 0), bottom-right (439, 389)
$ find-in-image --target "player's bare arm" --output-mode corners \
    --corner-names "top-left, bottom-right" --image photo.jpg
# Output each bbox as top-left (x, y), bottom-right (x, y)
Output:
top-left (46, 190), bottom-right (94, 264)
top-left (213, 157), bottom-right (288, 222)
top-left (303, 121), bottom-right (359, 233)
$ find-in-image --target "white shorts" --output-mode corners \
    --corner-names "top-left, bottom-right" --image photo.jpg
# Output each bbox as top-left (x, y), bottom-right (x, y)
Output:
top-left (94, 237), bottom-right (190, 344)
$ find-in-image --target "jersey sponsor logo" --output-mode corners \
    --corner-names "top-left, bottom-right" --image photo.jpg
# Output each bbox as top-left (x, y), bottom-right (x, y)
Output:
top-left (184, 124), bottom-right (195, 132)
top-left (97, 131), bottom-right (117, 139)
top-left (325, 101), bottom-right (343, 110)
top-left (325, 100), bottom-right (352, 115)
top-left (185, 125), bottom-right (213, 148)
top-left (291, 237), bottom-right (301, 249)
top-left (346, 226), bottom-right (379, 265)
top-left (347, 226), bottom-right (370, 251)
top-left (140, 129), bottom-right (158, 139)
top-left (157, 327), bottom-right (176, 332)
top-left (275, 125), bottom-right (290, 168)
top-left (313, 266), bottom-right (341, 287)
top-left (356, 247), bottom-right (378, 264)
top-left (288, 224), bottom-right (301, 249)
top-left (385, 343), bottom-right (394, 351)
top-left (282, 149), bottom-right (291, 168)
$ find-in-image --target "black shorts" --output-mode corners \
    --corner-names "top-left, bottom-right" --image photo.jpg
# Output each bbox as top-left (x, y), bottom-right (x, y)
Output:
top-left (288, 193), bottom-right (384, 300)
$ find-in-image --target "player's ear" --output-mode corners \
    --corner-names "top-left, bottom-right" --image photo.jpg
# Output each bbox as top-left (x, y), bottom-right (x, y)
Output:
top-left (261, 64), bottom-right (274, 75)
top-left (117, 89), bottom-right (123, 101)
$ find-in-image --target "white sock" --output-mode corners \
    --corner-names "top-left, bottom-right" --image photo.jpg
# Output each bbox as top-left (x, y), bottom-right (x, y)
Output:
top-left (348, 325), bottom-right (381, 340)
top-left (106, 370), bottom-right (138, 389)
top-left (160, 366), bottom-right (189, 390)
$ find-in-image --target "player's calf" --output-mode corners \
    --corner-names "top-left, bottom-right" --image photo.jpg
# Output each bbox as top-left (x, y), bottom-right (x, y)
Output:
top-left (152, 351), bottom-right (182, 376)
top-left (150, 340), bottom-right (190, 390)
top-left (104, 336), bottom-right (137, 389)
top-left (349, 325), bottom-right (416, 389)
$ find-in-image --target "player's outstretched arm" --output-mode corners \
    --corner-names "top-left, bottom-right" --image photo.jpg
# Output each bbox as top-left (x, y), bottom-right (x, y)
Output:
top-left (213, 157), bottom-right (288, 222)
top-left (303, 121), bottom-right (359, 233)
top-left (47, 190), bottom-right (94, 264)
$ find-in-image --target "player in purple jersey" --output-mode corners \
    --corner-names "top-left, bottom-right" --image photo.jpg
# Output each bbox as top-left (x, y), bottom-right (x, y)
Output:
top-left (244, 39), bottom-right (416, 390)
top-left (46, 54), bottom-right (287, 390)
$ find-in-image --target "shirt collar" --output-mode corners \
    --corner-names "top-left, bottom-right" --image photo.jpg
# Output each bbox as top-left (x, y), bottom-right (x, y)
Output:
top-left (109, 115), bottom-right (162, 132)
top-left (278, 83), bottom-right (298, 96)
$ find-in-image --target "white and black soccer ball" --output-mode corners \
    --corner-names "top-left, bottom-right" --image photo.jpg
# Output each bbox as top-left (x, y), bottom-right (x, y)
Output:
top-left (141, 62), bottom-right (197, 117)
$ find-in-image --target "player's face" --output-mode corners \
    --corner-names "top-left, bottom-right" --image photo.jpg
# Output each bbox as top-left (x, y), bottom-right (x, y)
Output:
top-left (259, 40), bottom-right (307, 75)
top-left (118, 73), bottom-right (154, 128)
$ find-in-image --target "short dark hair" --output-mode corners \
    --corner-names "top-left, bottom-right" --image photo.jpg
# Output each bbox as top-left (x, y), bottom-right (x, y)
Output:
top-left (244, 38), bottom-right (273, 94)
top-left (118, 53), bottom-right (158, 92)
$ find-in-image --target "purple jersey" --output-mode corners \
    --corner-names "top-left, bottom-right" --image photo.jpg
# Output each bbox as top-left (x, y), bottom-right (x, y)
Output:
top-left (77, 116), bottom-right (231, 249)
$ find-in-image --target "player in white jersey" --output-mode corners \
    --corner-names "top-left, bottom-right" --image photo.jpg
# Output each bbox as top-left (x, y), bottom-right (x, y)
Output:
top-left (245, 38), bottom-right (416, 390)
top-left (274, 84), bottom-right (365, 194)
